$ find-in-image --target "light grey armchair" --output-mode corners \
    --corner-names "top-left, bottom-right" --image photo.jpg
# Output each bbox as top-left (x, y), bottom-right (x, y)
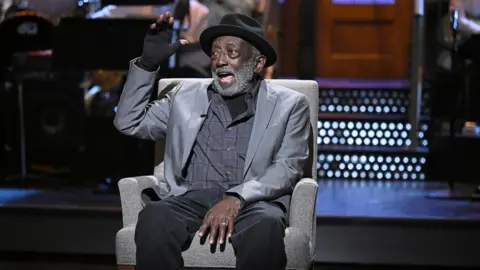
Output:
top-left (115, 79), bottom-right (319, 270)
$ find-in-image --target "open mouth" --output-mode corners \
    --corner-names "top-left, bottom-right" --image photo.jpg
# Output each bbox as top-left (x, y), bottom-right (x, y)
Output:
top-left (217, 71), bottom-right (235, 84)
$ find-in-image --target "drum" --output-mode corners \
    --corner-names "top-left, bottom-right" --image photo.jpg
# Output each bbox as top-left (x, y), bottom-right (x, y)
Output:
top-left (0, 13), bottom-right (54, 66)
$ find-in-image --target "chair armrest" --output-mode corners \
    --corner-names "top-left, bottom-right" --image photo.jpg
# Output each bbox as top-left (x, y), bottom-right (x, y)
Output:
top-left (289, 178), bottom-right (318, 258)
top-left (118, 175), bottom-right (160, 227)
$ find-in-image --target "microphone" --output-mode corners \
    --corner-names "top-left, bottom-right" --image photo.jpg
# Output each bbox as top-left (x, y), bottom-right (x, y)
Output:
top-left (449, 8), bottom-right (461, 53)
top-left (450, 8), bottom-right (460, 33)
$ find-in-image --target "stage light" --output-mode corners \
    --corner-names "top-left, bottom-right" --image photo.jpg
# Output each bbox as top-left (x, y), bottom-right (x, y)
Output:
top-left (317, 153), bottom-right (426, 181)
top-left (318, 120), bottom-right (428, 147)
top-left (318, 88), bottom-right (429, 115)
top-left (316, 87), bottom-right (430, 181)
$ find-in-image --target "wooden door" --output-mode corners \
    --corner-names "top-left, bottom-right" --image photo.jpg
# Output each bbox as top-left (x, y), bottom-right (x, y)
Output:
top-left (279, 0), bottom-right (300, 77)
top-left (316, 0), bottom-right (413, 79)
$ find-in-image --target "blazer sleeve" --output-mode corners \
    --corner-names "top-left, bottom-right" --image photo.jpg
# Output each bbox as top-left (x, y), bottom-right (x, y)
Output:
top-left (113, 59), bottom-right (177, 141)
top-left (226, 94), bottom-right (310, 206)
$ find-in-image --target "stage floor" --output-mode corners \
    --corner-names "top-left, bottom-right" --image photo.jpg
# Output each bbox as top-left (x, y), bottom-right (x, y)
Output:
top-left (0, 180), bottom-right (479, 220)
top-left (0, 180), bottom-right (479, 267)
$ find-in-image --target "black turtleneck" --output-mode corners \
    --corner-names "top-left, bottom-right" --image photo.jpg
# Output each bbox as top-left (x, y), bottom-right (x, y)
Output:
top-left (210, 75), bottom-right (261, 121)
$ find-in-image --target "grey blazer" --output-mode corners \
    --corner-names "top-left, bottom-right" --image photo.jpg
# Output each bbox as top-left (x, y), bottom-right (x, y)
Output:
top-left (114, 60), bottom-right (311, 211)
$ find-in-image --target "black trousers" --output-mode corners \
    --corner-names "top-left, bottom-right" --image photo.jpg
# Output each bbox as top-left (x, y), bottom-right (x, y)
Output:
top-left (135, 188), bottom-right (287, 270)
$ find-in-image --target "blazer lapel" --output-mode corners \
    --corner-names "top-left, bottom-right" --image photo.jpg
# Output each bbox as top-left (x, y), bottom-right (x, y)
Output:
top-left (180, 88), bottom-right (209, 170)
top-left (244, 81), bottom-right (277, 177)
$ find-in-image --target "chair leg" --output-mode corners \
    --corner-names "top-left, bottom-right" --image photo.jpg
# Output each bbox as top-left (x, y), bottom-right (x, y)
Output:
top-left (117, 265), bottom-right (135, 270)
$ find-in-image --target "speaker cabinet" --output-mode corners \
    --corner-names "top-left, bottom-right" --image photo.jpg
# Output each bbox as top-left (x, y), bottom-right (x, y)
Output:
top-left (21, 74), bottom-right (86, 180)
top-left (0, 73), bottom-right (20, 180)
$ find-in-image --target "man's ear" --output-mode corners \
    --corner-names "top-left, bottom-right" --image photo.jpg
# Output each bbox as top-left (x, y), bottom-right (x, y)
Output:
top-left (254, 55), bottom-right (267, 73)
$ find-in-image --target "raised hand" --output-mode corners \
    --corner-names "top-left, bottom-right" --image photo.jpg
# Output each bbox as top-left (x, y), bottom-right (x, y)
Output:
top-left (139, 12), bottom-right (188, 71)
top-left (198, 196), bottom-right (242, 245)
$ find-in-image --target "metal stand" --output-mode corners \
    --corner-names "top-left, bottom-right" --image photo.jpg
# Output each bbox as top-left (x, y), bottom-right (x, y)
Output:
top-left (426, 8), bottom-right (479, 201)
top-left (5, 69), bottom-right (62, 184)
top-left (169, 0), bottom-right (190, 69)
top-left (408, 0), bottom-right (424, 151)
top-left (169, 19), bottom-right (189, 69)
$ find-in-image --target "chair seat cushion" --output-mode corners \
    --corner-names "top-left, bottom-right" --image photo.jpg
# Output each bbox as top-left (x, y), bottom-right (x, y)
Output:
top-left (116, 226), bottom-right (312, 269)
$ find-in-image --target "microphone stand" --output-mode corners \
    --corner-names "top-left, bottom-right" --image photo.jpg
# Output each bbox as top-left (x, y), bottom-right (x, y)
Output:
top-left (449, 9), bottom-right (460, 194)
top-left (169, 0), bottom-right (190, 70)
top-left (427, 9), bottom-right (480, 200)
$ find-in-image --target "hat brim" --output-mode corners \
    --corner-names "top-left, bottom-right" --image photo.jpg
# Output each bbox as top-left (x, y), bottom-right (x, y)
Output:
top-left (199, 24), bottom-right (277, 67)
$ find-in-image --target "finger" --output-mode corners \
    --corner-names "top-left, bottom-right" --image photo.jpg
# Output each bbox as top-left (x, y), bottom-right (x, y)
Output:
top-left (198, 222), bottom-right (209, 237)
top-left (154, 13), bottom-right (172, 31)
top-left (164, 17), bottom-right (174, 29)
top-left (218, 223), bottom-right (227, 244)
top-left (161, 12), bottom-right (171, 26)
top-left (156, 14), bottom-right (164, 23)
top-left (227, 219), bottom-right (235, 238)
top-left (170, 39), bottom-right (188, 52)
top-left (209, 224), bottom-right (218, 244)
top-left (157, 12), bottom-right (170, 22)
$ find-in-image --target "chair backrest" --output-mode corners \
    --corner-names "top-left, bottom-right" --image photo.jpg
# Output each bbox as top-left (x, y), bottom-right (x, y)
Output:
top-left (154, 78), bottom-right (319, 180)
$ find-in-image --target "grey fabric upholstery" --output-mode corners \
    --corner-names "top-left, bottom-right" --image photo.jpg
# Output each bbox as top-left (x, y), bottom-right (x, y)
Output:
top-left (116, 79), bottom-right (319, 269)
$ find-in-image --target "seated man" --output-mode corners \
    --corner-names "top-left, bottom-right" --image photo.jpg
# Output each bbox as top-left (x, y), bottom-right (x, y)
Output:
top-left (114, 12), bottom-right (310, 270)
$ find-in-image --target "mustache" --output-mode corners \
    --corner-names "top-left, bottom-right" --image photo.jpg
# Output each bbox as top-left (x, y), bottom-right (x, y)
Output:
top-left (213, 67), bottom-right (236, 74)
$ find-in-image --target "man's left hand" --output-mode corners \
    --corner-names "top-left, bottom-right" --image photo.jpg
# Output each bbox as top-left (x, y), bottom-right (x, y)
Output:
top-left (198, 196), bottom-right (242, 245)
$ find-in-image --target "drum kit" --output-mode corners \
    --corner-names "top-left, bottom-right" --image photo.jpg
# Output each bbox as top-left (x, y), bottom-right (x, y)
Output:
top-left (0, 0), bottom-right (173, 185)
top-left (0, 0), bottom-right (97, 63)
top-left (0, 0), bottom-right (108, 184)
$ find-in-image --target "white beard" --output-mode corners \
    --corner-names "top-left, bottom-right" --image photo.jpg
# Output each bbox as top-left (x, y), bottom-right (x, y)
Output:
top-left (212, 57), bottom-right (257, 97)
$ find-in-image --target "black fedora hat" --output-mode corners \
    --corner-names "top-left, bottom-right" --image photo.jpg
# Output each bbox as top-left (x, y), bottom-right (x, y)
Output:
top-left (199, 13), bottom-right (277, 67)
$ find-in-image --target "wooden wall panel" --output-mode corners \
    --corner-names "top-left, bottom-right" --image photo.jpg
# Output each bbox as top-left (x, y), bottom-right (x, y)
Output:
top-left (278, 0), bottom-right (300, 77)
top-left (316, 0), bottom-right (413, 79)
